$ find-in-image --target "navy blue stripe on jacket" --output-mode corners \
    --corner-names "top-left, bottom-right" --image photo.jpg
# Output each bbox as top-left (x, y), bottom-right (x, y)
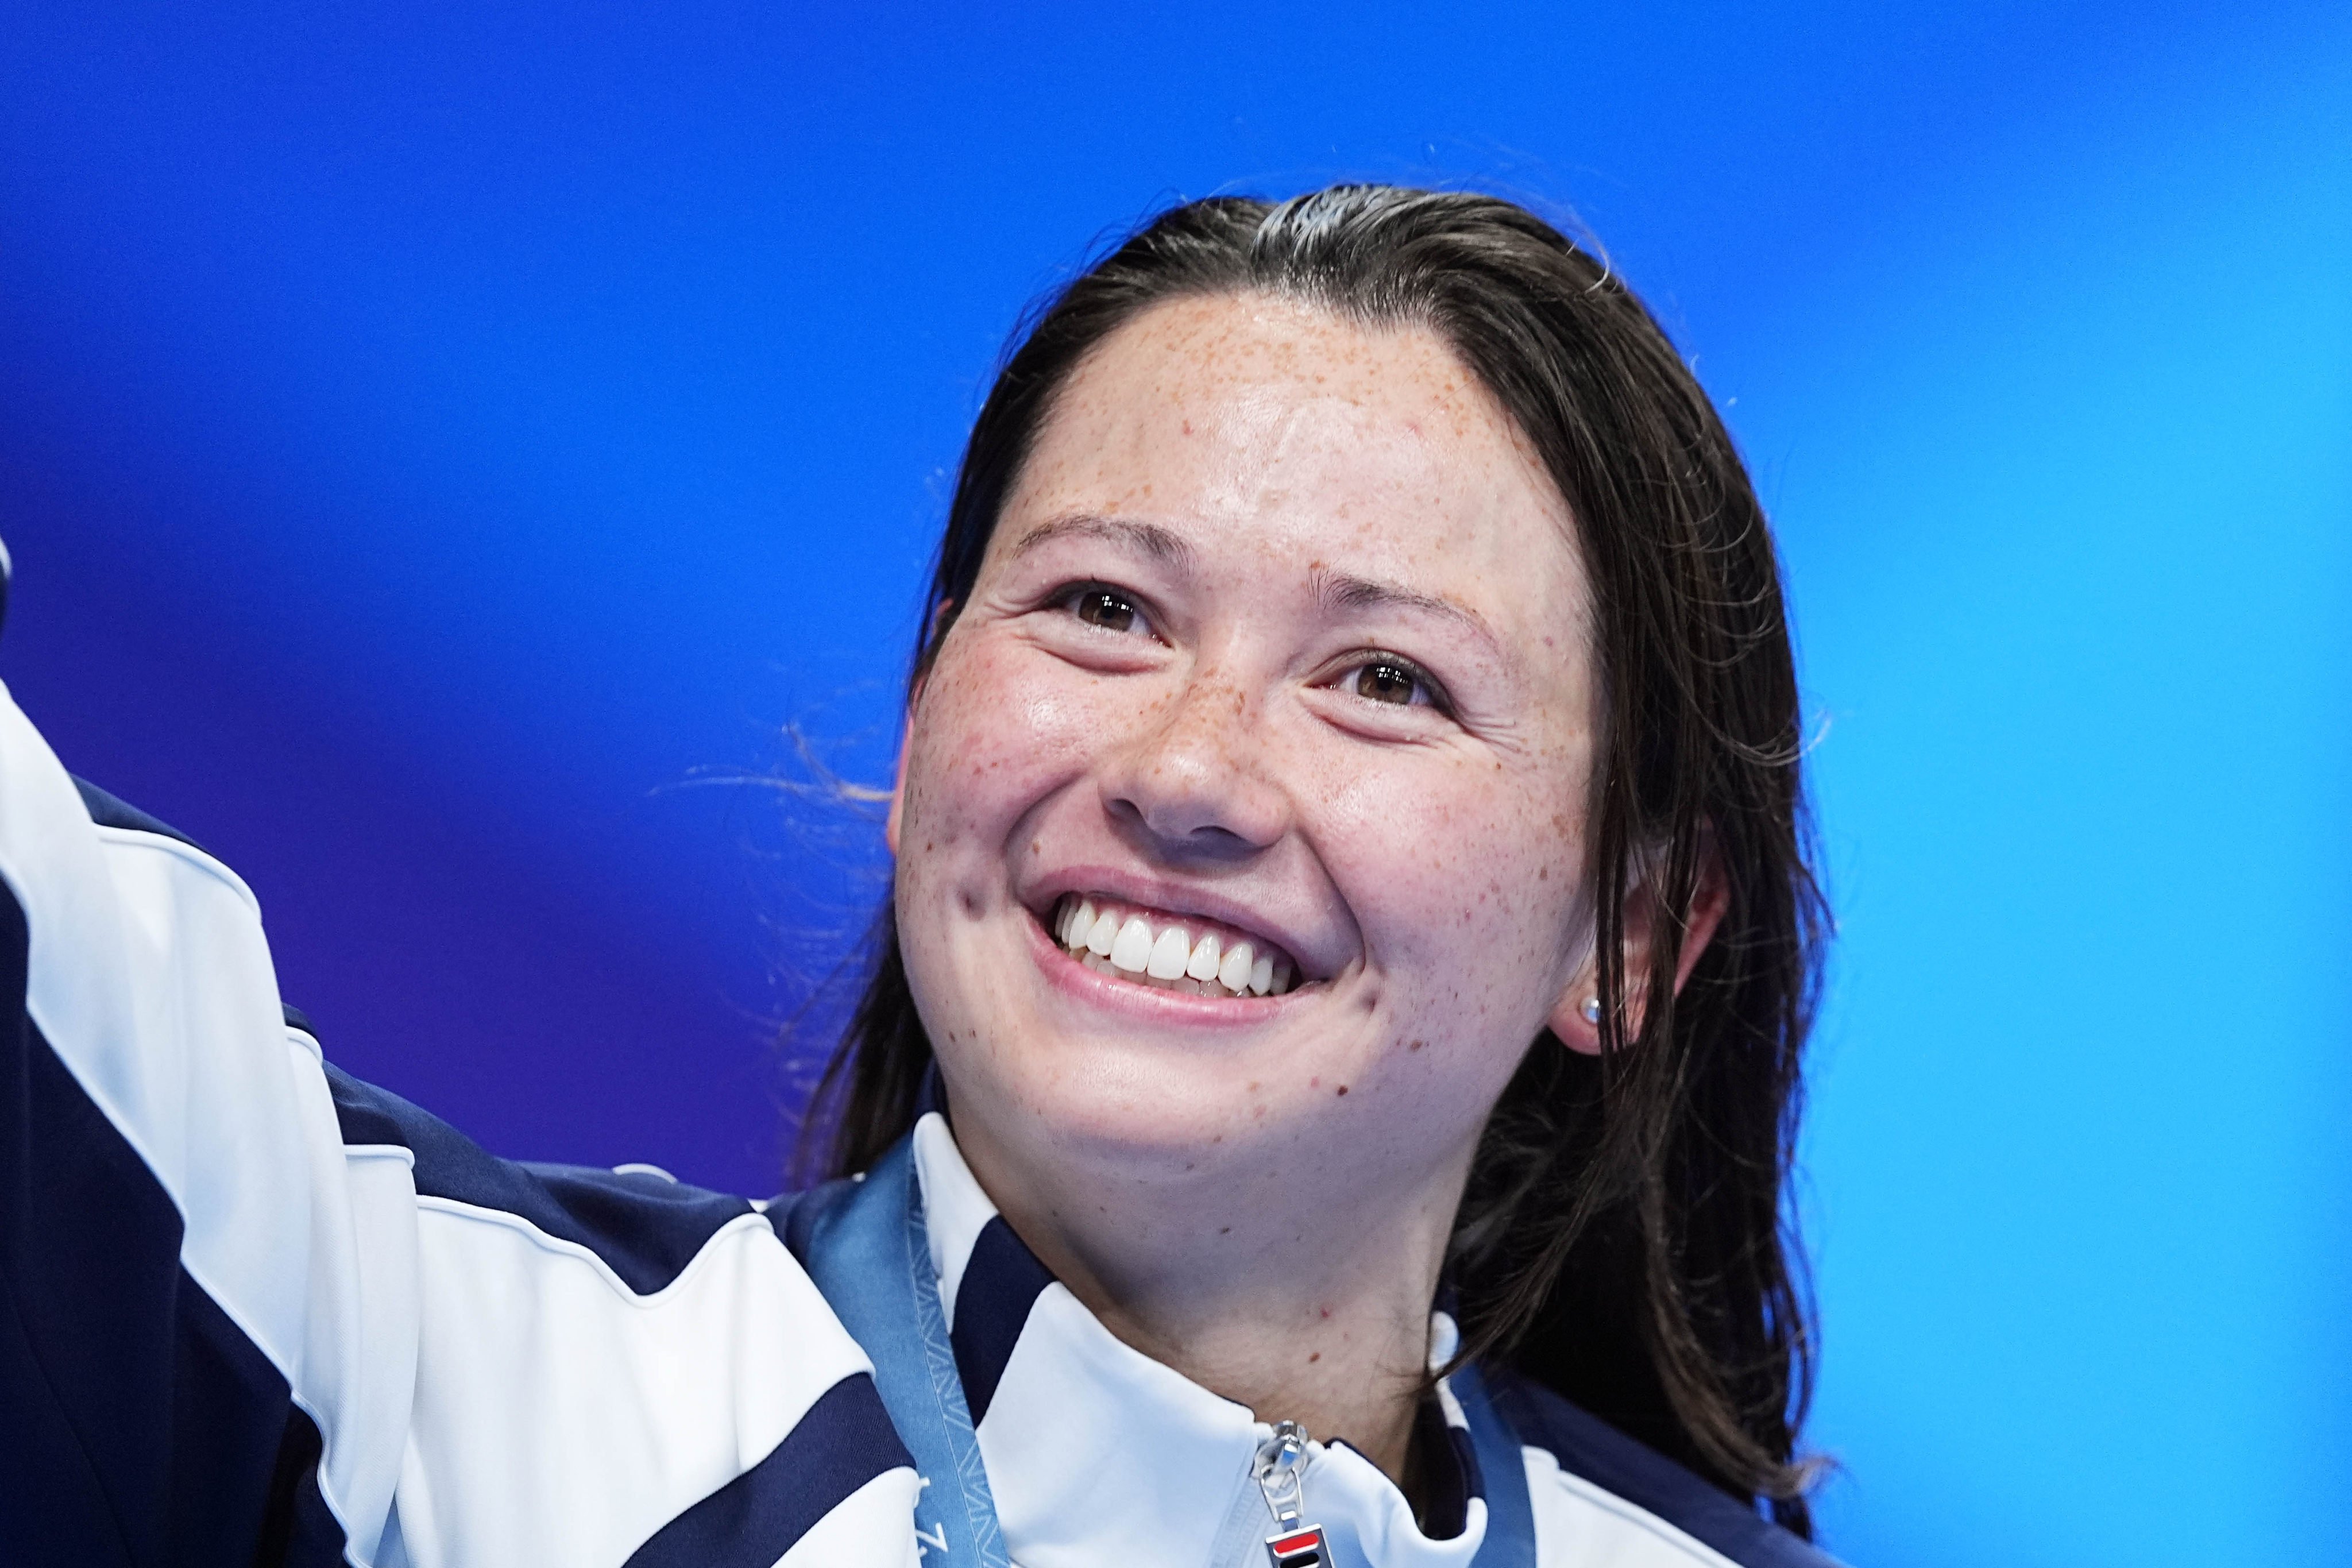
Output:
top-left (1494, 1372), bottom-right (1840, 1568)
top-left (0, 856), bottom-right (346, 1566)
top-left (324, 1065), bottom-right (760, 1297)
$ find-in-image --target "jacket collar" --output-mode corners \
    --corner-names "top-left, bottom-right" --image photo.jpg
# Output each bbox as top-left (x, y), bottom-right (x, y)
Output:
top-left (910, 1111), bottom-right (1490, 1568)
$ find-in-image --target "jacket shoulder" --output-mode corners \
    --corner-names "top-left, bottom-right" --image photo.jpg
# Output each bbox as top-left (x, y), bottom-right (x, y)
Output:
top-left (1493, 1372), bottom-right (1844, 1568)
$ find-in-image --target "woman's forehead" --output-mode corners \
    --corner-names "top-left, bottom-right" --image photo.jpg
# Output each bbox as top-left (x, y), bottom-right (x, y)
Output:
top-left (1001, 293), bottom-right (1588, 626)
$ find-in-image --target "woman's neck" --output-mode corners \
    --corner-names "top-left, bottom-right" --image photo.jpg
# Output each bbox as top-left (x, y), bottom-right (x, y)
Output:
top-left (944, 1108), bottom-right (1470, 1484)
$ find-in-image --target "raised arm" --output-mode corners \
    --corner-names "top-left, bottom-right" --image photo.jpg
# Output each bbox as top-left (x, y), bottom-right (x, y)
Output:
top-left (0, 675), bottom-right (420, 1563)
top-left (0, 565), bottom-right (918, 1567)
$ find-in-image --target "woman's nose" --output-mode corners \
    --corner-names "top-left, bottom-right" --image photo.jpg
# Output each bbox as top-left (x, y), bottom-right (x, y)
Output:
top-left (1098, 672), bottom-right (1289, 862)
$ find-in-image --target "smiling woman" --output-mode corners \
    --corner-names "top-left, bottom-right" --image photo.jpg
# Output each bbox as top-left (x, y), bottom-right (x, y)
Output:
top-left (821, 190), bottom-right (1828, 1562)
top-left (2, 187), bottom-right (1831, 1568)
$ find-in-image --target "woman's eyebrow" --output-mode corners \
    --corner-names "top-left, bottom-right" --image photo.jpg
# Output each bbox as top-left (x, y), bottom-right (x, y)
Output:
top-left (1316, 569), bottom-right (1505, 659)
top-left (1005, 513), bottom-right (1196, 571)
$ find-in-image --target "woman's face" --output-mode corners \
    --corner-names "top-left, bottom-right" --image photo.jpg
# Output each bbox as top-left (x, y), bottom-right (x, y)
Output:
top-left (892, 293), bottom-right (1600, 1214)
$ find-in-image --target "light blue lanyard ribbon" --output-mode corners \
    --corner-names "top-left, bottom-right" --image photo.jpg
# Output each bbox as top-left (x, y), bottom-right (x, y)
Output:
top-left (784, 1130), bottom-right (1538, 1568)
top-left (1452, 1365), bottom-right (1539, 1566)
top-left (784, 1138), bottom-right (1007, 1568)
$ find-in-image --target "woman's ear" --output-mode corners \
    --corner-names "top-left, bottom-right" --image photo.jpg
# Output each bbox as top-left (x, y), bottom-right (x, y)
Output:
top-left (1547, 840), bottom-right (1731, 1055)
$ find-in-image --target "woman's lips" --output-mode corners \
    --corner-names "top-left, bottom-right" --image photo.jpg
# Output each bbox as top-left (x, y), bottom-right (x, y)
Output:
top-left (1020, 898), bottom-right (1311, 1022)
top-left (1047, 892), bottom-right (1298, 998)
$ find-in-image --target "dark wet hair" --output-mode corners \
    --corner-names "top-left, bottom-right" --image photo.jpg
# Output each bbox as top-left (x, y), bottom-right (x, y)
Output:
top-left (804, 186), bottom-right (1828, 1531)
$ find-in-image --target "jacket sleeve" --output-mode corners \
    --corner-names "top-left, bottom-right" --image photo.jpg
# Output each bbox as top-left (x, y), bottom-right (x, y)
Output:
top-left (0, 667), bottom-right (922, 1568)
top-left (0, 674), bottom-right (420, 1565)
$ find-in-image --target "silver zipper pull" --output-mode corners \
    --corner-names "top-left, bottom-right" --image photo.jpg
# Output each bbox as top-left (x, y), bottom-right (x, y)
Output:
top-left (1254, 1421), bottom-right (1332, 1568)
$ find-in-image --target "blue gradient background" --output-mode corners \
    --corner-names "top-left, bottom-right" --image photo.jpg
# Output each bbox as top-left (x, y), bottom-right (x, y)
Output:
top-left (2, 3), bottom-right (2345, 1559)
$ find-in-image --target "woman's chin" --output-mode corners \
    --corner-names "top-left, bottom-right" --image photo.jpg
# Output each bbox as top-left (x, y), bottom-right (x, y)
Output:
top-left (965, 1042), bottom-right (1324, 1172)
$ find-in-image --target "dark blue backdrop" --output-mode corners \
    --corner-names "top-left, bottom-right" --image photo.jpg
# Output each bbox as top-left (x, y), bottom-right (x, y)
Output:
top-left (3, 3), bottom-right (2345, 1559)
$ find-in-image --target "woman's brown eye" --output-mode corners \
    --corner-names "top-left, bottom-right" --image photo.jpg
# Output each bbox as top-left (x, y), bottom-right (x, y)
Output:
top-left (1073, 589), bottom-right (1138, 632)
top-left (1354, 662), bottom-right (1420, 705)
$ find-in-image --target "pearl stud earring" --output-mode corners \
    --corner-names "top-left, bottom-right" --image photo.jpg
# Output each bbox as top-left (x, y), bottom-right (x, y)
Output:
top-left (1580, 996), bottom-right (1602, 1025)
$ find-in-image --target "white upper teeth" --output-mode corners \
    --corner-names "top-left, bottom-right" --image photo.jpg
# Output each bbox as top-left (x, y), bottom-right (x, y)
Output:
top-left (1049, 894), bottom-right (1297, 998)
top-left (1146, 925), bottom-right (1192, 979)
top-left (1185, 930), bottom-right (1222, 982)
top-left (1110, 916), bottom-right (1154, 972)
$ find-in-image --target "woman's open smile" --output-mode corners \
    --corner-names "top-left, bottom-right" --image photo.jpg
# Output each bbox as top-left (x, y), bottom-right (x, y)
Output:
top-left (1045, 891), bottom-right (1301, 994)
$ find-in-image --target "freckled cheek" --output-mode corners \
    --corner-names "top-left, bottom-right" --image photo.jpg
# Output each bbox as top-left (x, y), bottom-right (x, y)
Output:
top-left (1318, 777), bottom-right (1582, 979)
top-left (905, 646), bottom-right (1118, 840)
